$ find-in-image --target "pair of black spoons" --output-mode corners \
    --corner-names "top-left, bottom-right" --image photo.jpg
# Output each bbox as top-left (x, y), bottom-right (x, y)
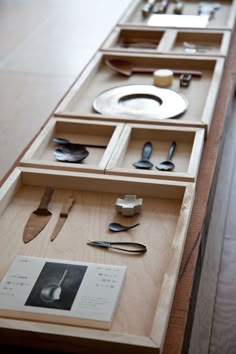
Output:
top-left (133, 141), bottom-right (176, 171)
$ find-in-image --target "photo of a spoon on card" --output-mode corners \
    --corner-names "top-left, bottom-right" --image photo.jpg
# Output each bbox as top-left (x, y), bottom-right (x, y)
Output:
top-left (53, 137), bottom-right (106, 149)
top-left (108, 222), bottom-right (140, 232)
top-left (156, 141), bottom-right (176, 171)
top-left (40, 269), bottom-right (68, 302)
top-left (133, 142), bottom-right (153, 169)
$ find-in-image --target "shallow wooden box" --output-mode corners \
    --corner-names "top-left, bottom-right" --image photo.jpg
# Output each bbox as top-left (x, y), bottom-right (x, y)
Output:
top-left (102, 26), bottom-right (231, 57)
top-left (55, 51), bottom-right (225, 134)
top-left (20, 118), bottom-right (124, 173)
top-left (119, 0), bottom-right (236, 30)
top-left (0, 167), bottom-right (195, 353)
top-left (105, 124), bottom-right (205, 182)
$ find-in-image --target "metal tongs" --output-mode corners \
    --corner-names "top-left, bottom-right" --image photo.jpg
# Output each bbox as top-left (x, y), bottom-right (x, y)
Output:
top-left (87, 240), bottom-right (147, 254)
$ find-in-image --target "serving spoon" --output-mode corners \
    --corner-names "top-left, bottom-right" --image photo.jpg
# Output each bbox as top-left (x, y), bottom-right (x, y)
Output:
top-left (133, 142), bottom-right (153, 170)
top-left (108, 222), bottom-right (140, 232)
top-left (156, 141), bottom-right (176, 171)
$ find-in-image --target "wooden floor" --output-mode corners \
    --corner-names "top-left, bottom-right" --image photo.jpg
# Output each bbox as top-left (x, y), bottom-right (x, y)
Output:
top-left (189, 90), bottom-right (236, 353)
top-left (1, 1), bottom-right (236, 353)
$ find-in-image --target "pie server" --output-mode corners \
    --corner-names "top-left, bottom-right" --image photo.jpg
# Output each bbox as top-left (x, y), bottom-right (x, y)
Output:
top-left (23, 186), bottom-right (55, 243)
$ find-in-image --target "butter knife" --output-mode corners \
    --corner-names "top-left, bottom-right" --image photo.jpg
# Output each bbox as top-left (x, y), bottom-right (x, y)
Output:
top-left (50, 197), bottom-right (75, 241)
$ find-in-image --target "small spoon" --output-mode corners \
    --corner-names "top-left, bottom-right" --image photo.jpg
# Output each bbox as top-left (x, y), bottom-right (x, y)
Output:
top-left (156, 141), bottom-right (176, 171)
top-left (133, 142), bottom-right (153, 170)
top-left (108, 222), bottom-right (140, 232)
top-left (53, 137), bottom-right (106, 149)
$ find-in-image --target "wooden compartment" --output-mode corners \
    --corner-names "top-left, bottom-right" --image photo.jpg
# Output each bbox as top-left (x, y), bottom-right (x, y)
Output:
top-left (20, 118), bottom-right (124, 173)
top-left (0, 167), bottom-right (195, 353)
top-left (105, 124), bottom-right (205, 182)
top-left (102, 26), bottom-right (231, 57)
top-left (119, 0), bottom-right (236, 30)
top-left (55, 51), bottom-right (225, 134)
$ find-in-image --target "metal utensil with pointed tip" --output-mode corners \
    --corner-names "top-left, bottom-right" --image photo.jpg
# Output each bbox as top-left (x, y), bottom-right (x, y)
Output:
top-left (50, 196), bottom-right (75, 241)
top-left (23, 186), bottom-right (55, 243)
top-left (105, 59), bottom-right (202, 78)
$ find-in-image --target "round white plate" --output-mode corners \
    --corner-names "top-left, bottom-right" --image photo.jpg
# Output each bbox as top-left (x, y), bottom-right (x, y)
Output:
top-left (93, 84), bottom-right (188, 120)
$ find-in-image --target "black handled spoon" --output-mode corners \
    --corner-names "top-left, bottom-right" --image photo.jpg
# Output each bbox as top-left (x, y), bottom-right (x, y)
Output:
top-left (132, 142), bottom-right (153, 170)
top-left (108, 222), bottom-right (140, 232)
top-left (156, 141), bottom-right (176, 171)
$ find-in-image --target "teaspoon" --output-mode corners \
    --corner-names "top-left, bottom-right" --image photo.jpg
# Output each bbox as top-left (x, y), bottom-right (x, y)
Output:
top-left (108, 222), bottom-right (140, 232)
top-left (133, 142), bottom-right (153, 170)
top-left (156, 141), bottom-right (176, 171)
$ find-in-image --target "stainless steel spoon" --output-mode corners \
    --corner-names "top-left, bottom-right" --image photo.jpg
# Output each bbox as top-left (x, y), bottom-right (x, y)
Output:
top-left (156, 141), bottom-right (176, 171)
top-left (53, 146), bottom-right (89, 162)
top-left (133, 142), bottom-right (153, 170)
top-left (108, 222), bottom-right (140, 232)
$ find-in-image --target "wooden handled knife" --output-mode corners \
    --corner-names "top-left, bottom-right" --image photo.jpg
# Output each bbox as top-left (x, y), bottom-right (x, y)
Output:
top-left (23, 186), bottom-right (55, 243)
top-left (50, 197), bottom-right (75, 241)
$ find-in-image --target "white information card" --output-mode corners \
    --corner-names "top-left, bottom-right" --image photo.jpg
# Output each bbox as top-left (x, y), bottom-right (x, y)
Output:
top-left (0, 256), bottom-right (127, 329)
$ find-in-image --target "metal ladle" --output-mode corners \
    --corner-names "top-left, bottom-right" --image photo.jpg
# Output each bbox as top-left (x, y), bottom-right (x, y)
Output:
top-left (133, 142), bottom-right (153, 169)
top-left (156, 141), bottom-right (176, 171)
top-left (40, 269), bottom-right (68, 302)
top-left (108, 222), bottom-right (140, 232)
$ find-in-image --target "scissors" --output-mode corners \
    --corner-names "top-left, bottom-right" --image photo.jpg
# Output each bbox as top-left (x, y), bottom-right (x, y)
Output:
top-left (87, 240), bottom-right (147, 254)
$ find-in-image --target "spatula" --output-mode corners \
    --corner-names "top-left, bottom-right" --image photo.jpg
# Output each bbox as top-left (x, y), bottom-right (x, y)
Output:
top-left (105, 59), bottom-right (202, 77)
top-left (23, 186), bottom-right (55, 243)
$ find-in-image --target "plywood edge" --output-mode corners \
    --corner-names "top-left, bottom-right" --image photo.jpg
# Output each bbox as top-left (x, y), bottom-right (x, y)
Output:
top-left (106, 124), bottom-right (131, 170)
top-left (102, 27), bottom-right (120, 50)
top-left (55, 52), bottom-right (103, 115)
top-left (105, 168), bottom-right (195, 182)
top-left (100, 124), bottom-right (125, 169)
top-left (150, 183), bottom-right (195, 350)
top-left (187, 128), bottom-right (205, 177)
top-left (20, 160), bottom-right (105, 174)
top-left (16, 167), bottom-right (189, 199)
top-left (226, 0), bottom-right (236, 29)
top-left (202, 58), bottom-right (225, 128)
top-left (0, 168), bottom-right (23, 215)
top-left (158, 29), bottom-right (177, 53)
top-left (221, 30), bottom-right (232, 56)
top-left (21, 119), bottom-right (55, 162)
top-left (118, 0), bottom-right (140, 25)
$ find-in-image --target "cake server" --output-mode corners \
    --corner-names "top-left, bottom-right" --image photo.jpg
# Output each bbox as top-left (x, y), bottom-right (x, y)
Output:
top-left (23, 186), bottom-right (55, 243)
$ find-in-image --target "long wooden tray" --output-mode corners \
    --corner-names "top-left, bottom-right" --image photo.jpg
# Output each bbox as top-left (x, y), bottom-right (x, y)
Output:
top-left (0, 167), bottom-right (195, 353)
top-left (119, 0), bottom-right (236, 30)
top-left (55, 51), bottom-right (225, 134)
top-left (102, 26), bottom-right (231, 57)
